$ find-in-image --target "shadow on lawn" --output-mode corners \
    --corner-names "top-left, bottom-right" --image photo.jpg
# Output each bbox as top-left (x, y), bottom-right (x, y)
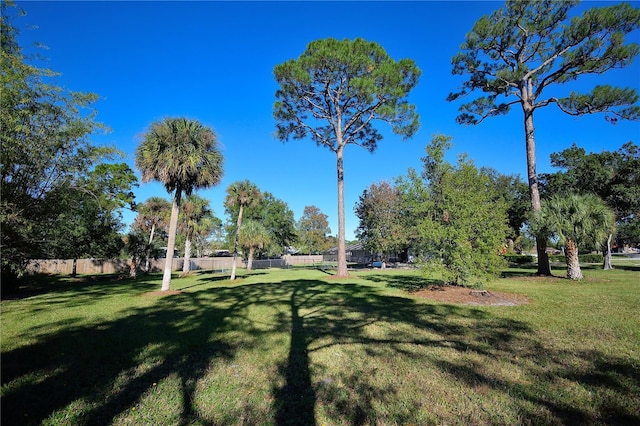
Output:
top-left (363, 273), bottom-right (442, 291)
top-left (2, 274), bottom-right (639, 425)
top-left (1, 286), bottom-right (238, 424)
top-left (614, 263), bottom-right (640, 272)
top-left (1, 273), bottom-right (150, 302)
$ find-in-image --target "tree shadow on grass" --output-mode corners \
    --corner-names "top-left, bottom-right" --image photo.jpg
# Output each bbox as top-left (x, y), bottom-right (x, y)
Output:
top-left (270, 279), bottom-right (534, 425)
top-left (362, 273), bottom-right (442, 291)
top-left (1, 273), bottom-right (152, 302)
top-left (579, 262), bottom-right (640, 273)
top-left (3, 273), bottom-right (639, 425)
top-left (614, 263), bottom-right (640, 272)
top-left (1, 283), bottom-right (266, 425)
top-left (435, 348), bottom-right (640, 425)
top-left (500, 269), bottom-right (542, 278)
top-left (270, 278), bottom-right (640, 425)
top-left (0, 275), bottom-right (164, 315)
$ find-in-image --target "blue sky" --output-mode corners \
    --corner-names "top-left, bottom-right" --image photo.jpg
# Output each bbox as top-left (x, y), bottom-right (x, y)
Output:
top-left (12, 1), bottom-right (640, 241)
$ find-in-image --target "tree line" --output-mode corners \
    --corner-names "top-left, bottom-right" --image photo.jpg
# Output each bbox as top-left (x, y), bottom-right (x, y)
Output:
top-left (355, 135), bottom-right (638, 284)
top-left (2, 1), bottom-right (638, 292)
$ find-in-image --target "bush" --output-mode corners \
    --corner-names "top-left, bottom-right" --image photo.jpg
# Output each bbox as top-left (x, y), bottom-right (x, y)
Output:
top-left (503, 254), bottom-right (536, 265)
top-left (579, 254), bottom-right (604, 263)
top-left (548, 254), bottom-right (604, 263)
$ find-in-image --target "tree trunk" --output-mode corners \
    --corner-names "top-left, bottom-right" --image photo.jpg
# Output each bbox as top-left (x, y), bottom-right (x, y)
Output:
top-left (565, 239), bottom-right (583, 280)
top-left (182, 235), bottom-right (192, 276)
top-left (602, 233), bottom-right (613, 270)
top-left (247, 246), bottom-right (255, 271)
top-left (335, 147), bottom-right (349, 278)
top-left (130, 257), bottom-right (138, 279)
top-left (161, 189), bottom-right (181, 291)
top-left (522, 98), bottom-right (551, 276)
top-left (145, 223), bottom-right (155, 273)
top-left (230, 205), bottom-right (244, 280)
top-left (71, 258), bottom-right (77, 278)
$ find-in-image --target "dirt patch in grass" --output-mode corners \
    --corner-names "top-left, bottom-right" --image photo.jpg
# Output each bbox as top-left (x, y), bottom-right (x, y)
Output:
top-left (141, 290), bottom-right (182, 297)
top-left (411, 286), bottom-right (528, 306)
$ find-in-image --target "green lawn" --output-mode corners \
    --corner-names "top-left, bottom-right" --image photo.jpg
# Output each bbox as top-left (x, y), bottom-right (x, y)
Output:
top-left (2, 261), bottom-right (639, 425)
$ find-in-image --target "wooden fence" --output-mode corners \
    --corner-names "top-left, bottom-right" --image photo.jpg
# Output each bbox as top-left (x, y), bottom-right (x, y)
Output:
top-left (26, 254), bottom-right (325, 275)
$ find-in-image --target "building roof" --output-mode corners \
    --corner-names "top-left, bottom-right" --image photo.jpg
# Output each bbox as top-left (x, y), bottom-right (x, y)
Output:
top-left (324, 243), bottom-right (365, 254)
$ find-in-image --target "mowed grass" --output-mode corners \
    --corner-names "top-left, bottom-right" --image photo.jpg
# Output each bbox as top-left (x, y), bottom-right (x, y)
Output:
top-left (1, 261), bottom-right (639, 425)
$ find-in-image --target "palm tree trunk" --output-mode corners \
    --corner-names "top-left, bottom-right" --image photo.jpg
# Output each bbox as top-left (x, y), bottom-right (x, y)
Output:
top-left (602, 233), bottom-right (613, 270)
top-left (335, 147), bottom-right (348, 278)
top-left (130, 257), bottom-right (138, 279)
top-left (565, 239), bottom-right (583, 280)
top-left (522, 100), bottom-right (551, 276)
top-left (182, 235), bottom-right (192, 276)
top-left (161, 189), bottom-right (181, 291)
top-left (230, 205), bottom-right (244, 280)
top-left (145, 223), bottom-right (156, 273)
top-left (247, 246), bottom-right (255, 271)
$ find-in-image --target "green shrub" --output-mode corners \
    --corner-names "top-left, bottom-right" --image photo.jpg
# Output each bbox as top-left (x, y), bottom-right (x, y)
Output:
top-left (548, 254), bottom-right (603, 263)
top-left (579, 254), bottom-right (604, 263)
top-left (503, 254), bottom-right (536, 264)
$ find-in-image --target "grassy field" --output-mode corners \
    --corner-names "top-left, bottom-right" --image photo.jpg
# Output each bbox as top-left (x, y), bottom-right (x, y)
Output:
top-left (2, 261), bottom-right (639, 425)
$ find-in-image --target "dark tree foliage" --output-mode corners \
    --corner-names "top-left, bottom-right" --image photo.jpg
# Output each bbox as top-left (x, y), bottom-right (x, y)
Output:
top-left (297, 205), bottom-right (332, 255)
top-left (354, 181), bottom-right (409, 260)
top-left (396, 135), bottom-right (509, 287)
top-left (482, 168), bottom-right (530, 249)
top-left (227, 192), bottom-right (297, 256)
top-left (1, 5), bottom-right (136, 289)
top-left (540, 141), bottom-right (640, 248)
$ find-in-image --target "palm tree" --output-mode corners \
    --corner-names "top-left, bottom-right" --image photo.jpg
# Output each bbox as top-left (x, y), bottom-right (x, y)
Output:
top-left (135, 196), bottom-right (171, 272)
top-left (239, 219), bottom-right (271, 271)
top-left (224, 180), bottom-right (261, 280)
top-left (135, 118), bottom-right (223, 291)
top-left (179, 194), bottom-right (213, 276)
top-left (538, 194), bottom-right (615, 280)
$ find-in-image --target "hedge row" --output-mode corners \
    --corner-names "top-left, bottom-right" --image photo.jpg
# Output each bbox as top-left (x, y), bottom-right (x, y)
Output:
top-left (548, 254), bottom-right (604, 263)
top-left (503, 254), bottom-right (536, 264)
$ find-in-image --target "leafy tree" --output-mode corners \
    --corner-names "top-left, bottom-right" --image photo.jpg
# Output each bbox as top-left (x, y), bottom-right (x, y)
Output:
top-left (190, 214), bottom-right (223, 258)
top-left (224, 180), bottom-right (261, 280)
top-left (297, 205), bottom-right (332, 255)
top-left (123, 229), bottom-right (149, 279)
top-left (535, 193), bottom-right (615, 280)
top-left (354, 181), bottom-right (408, 260)
top-left (1, 4), bottom-right (129, 289)
top-left (540, 142), bottom-right (640, 268)
top-left (448, 0), bottom-right (640, 275)
top-left (201, 218), bottom-right (226, 254)
top-left (238, 219), bottom-right (272, 271)
top-left (402, 135), bottom-right (509, 287)
top-left (274, 37), bottom-right (421, 277)
top-left (133, 196), bottom-right (171, 272)
top-left (394, 169), bottom-right (430, 263)
top-left (135, 118), bottom-right (223, 291)
top-left (40, 163), bottom-right (137, 276)
top-left (178, 194), bottom-right (215, 275)
top-left (482, 168), bottom-right (530, 252)
top-left (228, 192), bottom-right (297, 256)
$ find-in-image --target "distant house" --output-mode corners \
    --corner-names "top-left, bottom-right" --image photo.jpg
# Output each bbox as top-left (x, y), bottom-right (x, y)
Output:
top-left (323, 243), bottom-right (370, 264)
top-left (159, 247), bottom-right (179, 258)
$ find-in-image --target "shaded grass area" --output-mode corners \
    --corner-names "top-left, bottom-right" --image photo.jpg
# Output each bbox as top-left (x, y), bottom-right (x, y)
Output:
top-left (1, 266), bottom-right (639, 425)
